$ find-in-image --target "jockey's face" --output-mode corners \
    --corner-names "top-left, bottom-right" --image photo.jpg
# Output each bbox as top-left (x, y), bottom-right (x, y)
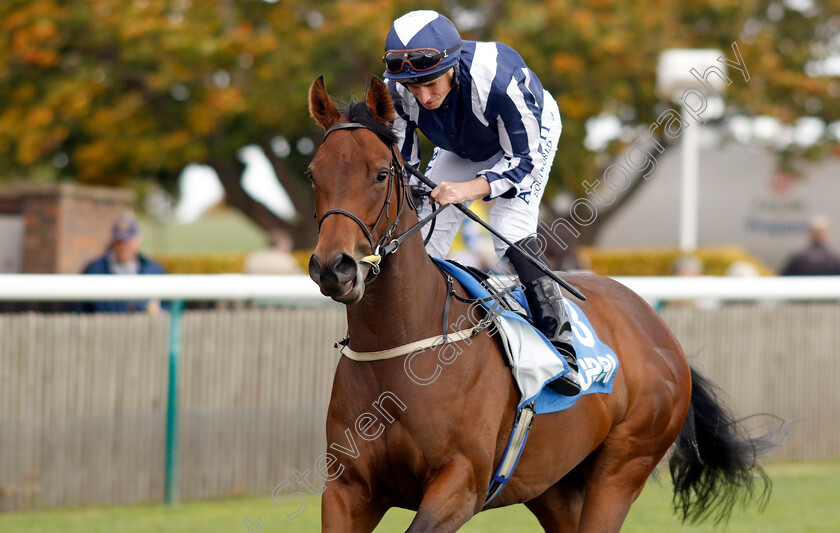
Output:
top-left (405, 68), bottom-right (454, 110)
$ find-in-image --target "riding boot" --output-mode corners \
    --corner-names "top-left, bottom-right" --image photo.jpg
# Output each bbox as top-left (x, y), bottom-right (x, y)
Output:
top-left (522, 276), bottom-right (582, 396)
top-left (506, 237), bottom-right (581, 396)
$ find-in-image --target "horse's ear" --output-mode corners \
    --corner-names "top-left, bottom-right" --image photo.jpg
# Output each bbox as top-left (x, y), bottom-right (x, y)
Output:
top-left (309, 76), bottom-right (341, 130)
top-left (366, 76), bottom-right (395, 124)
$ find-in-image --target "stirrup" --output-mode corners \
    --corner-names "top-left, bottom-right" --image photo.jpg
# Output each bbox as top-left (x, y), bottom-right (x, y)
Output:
top-left (549, 336), bottom-right (580, 396)
top-left (547, 368), bottom-right (581, 396)
top-left (554, 339), bottom-right (578, 370)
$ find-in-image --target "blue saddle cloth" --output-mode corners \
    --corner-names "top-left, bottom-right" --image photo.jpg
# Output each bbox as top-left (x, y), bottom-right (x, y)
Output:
top-left (435, 259), bottom-right (619, 415)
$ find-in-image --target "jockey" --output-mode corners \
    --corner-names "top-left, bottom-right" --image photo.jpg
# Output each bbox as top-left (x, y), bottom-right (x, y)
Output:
top-left (383, 10), bottom-right (581, 395)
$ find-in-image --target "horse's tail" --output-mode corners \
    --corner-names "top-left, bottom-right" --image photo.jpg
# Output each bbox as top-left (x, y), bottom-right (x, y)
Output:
top-left (669, 366), bottom-right (785, 524)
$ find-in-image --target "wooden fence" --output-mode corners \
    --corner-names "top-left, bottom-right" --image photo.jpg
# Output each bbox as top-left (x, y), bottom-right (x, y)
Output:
top-left (0, 302), bottom-right (838, 511)
top-left (660, 302), bottom-right (840, 461)
top-left (0, 307), bottom-right (345, 511)
top-left (0, 313), bottom-right (170, 511)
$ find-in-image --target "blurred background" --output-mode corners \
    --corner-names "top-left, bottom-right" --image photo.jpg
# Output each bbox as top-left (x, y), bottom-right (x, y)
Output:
top-left (1, 0), bottom-right (838, 275)
top-left (1, 0), bottom-right (839, 531)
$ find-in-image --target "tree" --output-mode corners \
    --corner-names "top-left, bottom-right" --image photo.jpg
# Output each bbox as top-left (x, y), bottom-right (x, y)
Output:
top-left (0, 0), bottom-right (412, 246)
top-left (490, 0), bottom-right (840, 244)
top-left (2, 0), bottom-right (838, 249)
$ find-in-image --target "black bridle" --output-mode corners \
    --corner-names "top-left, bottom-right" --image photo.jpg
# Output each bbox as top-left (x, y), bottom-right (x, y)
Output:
top-left (315, 121), bottom-right (446, 281)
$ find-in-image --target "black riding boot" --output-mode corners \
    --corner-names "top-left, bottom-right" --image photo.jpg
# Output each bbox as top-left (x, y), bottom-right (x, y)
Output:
top-left (506, 238), bottom-right (581, 396)
top-left (522, 276), bottom-right (581, 396)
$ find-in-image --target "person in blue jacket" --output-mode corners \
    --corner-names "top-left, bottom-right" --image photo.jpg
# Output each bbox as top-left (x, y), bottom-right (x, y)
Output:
top-left (383, 10), bottom-right (580, 395)
top-left (77, 213), bottom-right (167, 313)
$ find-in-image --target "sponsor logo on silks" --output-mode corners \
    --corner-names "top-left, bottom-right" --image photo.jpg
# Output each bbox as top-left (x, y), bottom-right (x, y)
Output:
top-left (517, 190), bottom-right (533, 204)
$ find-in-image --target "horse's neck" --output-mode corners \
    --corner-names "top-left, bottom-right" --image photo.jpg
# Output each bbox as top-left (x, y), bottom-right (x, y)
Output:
top-left (345, 224), bottom-right (448, 353)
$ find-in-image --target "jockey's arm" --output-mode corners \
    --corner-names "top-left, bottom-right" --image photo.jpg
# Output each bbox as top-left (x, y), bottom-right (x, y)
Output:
top-left (430, 176), bottom-right (491, 206)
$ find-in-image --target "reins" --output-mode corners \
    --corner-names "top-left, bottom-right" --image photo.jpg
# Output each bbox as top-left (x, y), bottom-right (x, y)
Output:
top-left (319, 120), bottom-right (518, 359)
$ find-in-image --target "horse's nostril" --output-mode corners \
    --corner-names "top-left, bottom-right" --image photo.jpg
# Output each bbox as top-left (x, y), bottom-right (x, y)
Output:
top-left (331, 253), bottom-right (358, 281)
top-left (308, 255), bottom-right (323, 281)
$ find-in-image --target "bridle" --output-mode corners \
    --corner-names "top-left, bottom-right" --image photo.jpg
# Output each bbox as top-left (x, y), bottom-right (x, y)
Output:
top-left (317, 121), bottom-right (516, 354)
top-left (315, 121), bottom-right (445, 282)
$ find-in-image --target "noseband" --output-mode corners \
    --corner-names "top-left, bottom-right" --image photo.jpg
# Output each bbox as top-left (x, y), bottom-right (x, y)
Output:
top-left (316, 122), bottom-right (413, 280)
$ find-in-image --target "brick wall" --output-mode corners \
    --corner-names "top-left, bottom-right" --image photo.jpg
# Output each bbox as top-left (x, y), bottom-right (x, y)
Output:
top-left (0, 184), bottom-right (135, 273)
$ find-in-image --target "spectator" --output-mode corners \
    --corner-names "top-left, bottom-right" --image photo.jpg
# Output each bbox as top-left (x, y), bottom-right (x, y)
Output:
top-left (243, 229), bottom-right (303, 275)
top-left (672, 255), bottom-right (703, 277)
top-left (668, 255), bottom-right (718, 309)
top-left (725, 260), bottom-right (760, 278)
top-left (77, 212), bottom-right (167, 313)
top-left (781, 215), bottom-right (840, 276)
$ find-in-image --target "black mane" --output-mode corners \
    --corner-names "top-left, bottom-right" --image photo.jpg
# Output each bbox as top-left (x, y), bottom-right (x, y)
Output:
top-left (343, 101), bottom-right (399, 147)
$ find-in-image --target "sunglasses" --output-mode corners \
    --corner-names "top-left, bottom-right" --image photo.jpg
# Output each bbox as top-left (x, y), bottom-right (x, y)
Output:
top-left (383, 42), bottom-right (462, 74)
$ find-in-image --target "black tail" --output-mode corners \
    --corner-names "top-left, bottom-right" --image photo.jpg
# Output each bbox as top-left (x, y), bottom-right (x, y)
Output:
top-left (669, 367), bottom-right (785, 524)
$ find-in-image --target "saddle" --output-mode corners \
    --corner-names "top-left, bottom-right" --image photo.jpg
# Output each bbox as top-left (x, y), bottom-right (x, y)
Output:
top-left (436, 258), bottom-right (618, 412)
top-left (444, 260), bottom-right (530, 323)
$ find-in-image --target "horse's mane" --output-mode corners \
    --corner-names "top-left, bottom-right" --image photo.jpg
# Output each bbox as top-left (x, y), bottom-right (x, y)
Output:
top-left (343, 101), bottom-right (399, 147)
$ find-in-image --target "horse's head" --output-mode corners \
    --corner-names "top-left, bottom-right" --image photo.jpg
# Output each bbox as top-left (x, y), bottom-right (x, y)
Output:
top-left (307, 76), bottom-right (405, 305)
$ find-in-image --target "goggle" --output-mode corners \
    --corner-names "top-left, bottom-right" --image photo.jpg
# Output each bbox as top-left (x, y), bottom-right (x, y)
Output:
top-left (383, 42), bottom-right (462, 74)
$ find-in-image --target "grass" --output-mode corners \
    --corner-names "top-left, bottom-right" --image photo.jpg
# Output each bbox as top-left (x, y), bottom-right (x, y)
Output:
top-left (138, 210), bottom-right (266, 255)
top-left (1, 461), bottom-right (838, 532)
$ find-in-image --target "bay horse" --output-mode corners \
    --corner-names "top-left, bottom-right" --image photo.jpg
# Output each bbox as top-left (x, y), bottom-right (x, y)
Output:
top-left (306, 76), bottom-right (772, 532)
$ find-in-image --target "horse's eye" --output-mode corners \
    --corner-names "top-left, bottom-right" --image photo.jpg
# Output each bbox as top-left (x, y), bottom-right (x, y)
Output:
top-left (375, 169), bottom-right (389, 184)
top-left (305, 170), bottom-right (315, 184)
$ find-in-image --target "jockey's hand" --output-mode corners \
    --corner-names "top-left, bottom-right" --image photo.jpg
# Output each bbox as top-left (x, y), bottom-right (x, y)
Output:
top-left (430, 176), bottom-right (491, 206)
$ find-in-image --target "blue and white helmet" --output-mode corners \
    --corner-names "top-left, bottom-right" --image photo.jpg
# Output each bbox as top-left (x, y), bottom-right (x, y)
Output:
top-left (383, 10), bottom-right (462, 84)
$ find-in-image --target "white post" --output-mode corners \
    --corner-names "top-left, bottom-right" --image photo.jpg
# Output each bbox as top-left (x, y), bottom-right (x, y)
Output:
top-left (656, 48), bottom-right (726, 255)
top-left (680, 105), bottom-right (699, 254)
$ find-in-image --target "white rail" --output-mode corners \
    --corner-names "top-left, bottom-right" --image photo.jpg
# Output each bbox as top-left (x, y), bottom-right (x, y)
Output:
top-left (613, 275), bottom-right (840, 301)
top-left (1, 274), bottom-right (840, 301)
top-left (0, 275), bottom-right (318, 301)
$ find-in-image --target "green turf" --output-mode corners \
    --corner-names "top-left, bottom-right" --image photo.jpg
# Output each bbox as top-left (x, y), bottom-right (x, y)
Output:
top-left (138, 210), bottom-right (267, 254)
top-left (1, 461), bottom-right (838, 532)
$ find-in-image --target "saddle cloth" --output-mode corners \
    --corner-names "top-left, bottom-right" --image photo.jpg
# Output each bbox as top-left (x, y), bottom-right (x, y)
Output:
top-left (434, 259), bottom-right (619, 415)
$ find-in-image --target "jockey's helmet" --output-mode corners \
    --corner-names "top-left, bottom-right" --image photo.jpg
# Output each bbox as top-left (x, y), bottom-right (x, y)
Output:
top-left (383, 10), bottom-right (462, 85)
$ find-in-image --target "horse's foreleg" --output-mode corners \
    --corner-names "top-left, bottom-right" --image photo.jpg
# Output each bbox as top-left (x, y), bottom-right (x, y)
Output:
top-left (321, 481), bottom-right (385, 533)
top-left (406, 455), bottom-right (483, 533)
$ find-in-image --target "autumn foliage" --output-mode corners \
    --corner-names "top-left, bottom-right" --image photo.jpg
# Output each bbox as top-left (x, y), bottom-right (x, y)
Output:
top-left (1, 0), bottom-right (838, 246)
